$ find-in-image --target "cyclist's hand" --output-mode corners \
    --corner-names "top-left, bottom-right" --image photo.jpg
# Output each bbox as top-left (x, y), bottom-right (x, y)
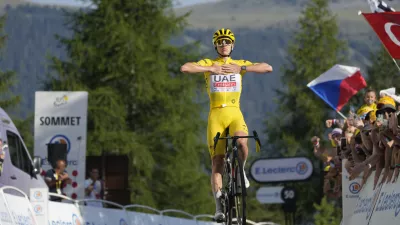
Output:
top-left (210, 63), bottom-right (224, 74)
top-left (222, 63), bottom-right (241, 74)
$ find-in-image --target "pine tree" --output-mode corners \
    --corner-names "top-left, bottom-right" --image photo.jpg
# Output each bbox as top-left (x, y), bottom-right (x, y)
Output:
top-left (46, 0), bottom-right (213, 213)
top-left (262, 0), bottom-right (347, 222)
top-left (0, 15), bottom-right (20, 109)
top-left (0, 14), bottom-right (34, 154)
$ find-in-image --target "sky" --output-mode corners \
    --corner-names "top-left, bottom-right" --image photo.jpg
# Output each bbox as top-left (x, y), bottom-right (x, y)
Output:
top-left (29, 0), bottom-right (221, 8)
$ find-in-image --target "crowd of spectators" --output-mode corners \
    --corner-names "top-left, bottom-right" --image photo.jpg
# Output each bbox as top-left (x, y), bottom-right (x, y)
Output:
top-left (311, 88), bottom-right (400, 198)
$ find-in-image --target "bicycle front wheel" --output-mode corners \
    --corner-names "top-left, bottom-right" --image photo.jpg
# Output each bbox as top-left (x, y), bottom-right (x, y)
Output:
top-left (231, 156), bottom-right (246, 225)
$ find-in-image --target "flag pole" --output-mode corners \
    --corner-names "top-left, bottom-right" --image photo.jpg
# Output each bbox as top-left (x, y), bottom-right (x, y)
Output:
top-left (359, 10), bottom-right (400, 74)
top-left (336, 110), bottom-right (347, 120)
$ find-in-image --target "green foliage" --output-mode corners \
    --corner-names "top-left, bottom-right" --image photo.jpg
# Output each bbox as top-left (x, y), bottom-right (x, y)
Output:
top-left (263, 0), bottom-right (347, 222)
top-left (348, 46), bottom-right (400, 109)
top-left (0, 14), bottom-right (20, 109)
top-left (45, 0), bottom-right (213, 213)
top-left (367, 47), bottom-right (400, 91)
top-left (313, 196), bottom-right (342, 225)
top-left (0, 13), bottom-right (35, 155)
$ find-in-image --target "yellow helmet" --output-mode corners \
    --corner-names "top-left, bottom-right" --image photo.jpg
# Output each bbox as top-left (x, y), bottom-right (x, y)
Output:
top-left (212, 28), bottom-right (235, 45)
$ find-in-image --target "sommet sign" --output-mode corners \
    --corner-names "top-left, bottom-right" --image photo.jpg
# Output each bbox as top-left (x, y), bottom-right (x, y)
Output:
top-left (250, 157), bottom-right (313, 183)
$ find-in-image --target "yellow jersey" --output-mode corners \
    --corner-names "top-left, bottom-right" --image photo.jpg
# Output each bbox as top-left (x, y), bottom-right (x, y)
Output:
top-left (195, 57), bottom-right (255, 109)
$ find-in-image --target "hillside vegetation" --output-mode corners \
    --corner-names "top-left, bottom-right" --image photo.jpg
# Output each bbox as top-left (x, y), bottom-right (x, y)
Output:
top-left (0, 0), bottom-right (391, 141)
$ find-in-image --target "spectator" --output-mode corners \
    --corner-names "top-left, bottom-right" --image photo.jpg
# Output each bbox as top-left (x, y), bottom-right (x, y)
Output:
top-left (84, 168), bottom-right (103, 207)
top-left (358, 89), bottom-right (377, 111)
top-left (311, 86), bottom-right (400, 198)
top-left (44, 159), bottom-right (72, 202)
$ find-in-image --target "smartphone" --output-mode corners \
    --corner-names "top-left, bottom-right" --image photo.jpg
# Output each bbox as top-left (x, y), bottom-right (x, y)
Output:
top-left (340, 137), bottom-right (347, 149)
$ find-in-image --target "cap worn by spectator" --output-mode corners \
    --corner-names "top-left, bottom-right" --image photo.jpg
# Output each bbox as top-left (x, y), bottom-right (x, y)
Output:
top-left (376, 96), bottom-right (396, 115)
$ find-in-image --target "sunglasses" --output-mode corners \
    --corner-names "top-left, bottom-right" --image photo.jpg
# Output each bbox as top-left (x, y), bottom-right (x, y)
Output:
top-left (215, 39), bottom-right (233, 47)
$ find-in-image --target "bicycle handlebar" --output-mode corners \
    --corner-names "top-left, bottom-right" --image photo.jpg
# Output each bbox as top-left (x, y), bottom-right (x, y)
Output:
top-left (213, 130), bottom-right (262, 151)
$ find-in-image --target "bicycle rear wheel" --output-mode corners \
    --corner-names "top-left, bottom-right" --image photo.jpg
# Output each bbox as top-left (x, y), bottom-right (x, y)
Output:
top-left (222, 158), bottom-right (233, 224)
top-left (231, 155), bottom-right (246, 225)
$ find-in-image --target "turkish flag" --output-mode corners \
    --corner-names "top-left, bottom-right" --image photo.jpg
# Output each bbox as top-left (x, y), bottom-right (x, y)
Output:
top-left (362, 12), bottom-right (400, 59)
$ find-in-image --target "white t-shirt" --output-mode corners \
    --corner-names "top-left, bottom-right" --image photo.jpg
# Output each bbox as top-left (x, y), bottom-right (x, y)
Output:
top-left (84, 178), bottom-right (103, 207)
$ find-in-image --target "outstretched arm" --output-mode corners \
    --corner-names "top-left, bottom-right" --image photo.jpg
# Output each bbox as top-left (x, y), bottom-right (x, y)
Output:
top-left (246, 62), bottom-right (273, 73)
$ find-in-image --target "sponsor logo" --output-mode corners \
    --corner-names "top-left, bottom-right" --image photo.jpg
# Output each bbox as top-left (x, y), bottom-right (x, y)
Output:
top-left (33, 191), bottom-right (42, 200)
top-left (120, 218), bottom-right (128, 225)
top-left (296, 162), bottom-right (308, 175)
top-left (0, 211), bottom-right (12, 222)
top-left (11, 211), bottom-right (33, 225)
top-left (210, 74), bottom-right (241, 93)
top-left (353, 188), bottom-right (381, 221)
top-left (49, 134), bottom-right (71, 153)
top-left (54, 95), bottom-right (68, 107)
top-left (374, 190), bottom-right (400, 217)
top-left (41, 157), bottom-right (78, 166)
top-left (33, 205), bottom-right (42, 214)
top-left (72, 214), bottom-right (81, 225)
top-left (255, 163), bottom-right (309, 176)
top-left (349, 182), bottom-right (361, 194)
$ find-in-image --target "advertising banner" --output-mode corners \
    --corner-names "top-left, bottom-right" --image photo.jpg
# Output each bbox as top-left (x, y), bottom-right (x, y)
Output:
top-left (162, 215), bottom-right (197, 225)
top-left (341, 159), bottom-right (363, 225)
top-left (369, 171), bottom-right (400, 224)
top-left (126, 211), bottom-right (163, 225)
top-left (34, 91), bottom-right (88, 200)
top-left (0, 191), bottom-right (37, 225)
top-left (250, 157), bottom-right (313, 183)
top-left (80, 206), bottom-right (129, 225)
top-left (349, 171), bottom-right (381, 225)
top-left (30, 188), bottom-right (48, 225)
top-left (48, 201), bottom-right (83, 225)
top-left (256, 186), bottom-right (284, 204)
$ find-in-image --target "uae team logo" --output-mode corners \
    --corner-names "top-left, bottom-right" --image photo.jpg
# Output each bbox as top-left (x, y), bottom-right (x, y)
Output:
top-left (49, 134), bottom-right (71, 153)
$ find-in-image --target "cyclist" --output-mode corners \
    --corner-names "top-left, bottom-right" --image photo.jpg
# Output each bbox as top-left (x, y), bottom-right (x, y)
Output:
top-left (180, 28), bottom-right (273, 221)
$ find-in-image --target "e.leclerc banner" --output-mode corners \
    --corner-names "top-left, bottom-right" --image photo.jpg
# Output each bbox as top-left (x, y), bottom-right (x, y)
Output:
top-left (341, 159), bottom-right (363, 225)
top-left (34, 91), bottom-right (88, 200)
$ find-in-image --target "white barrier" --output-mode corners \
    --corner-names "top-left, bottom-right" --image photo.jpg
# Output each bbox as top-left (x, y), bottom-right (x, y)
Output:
top-left (48, 201), bottom-right (83, 225)
top-left (0, 187), bottom-right (37, 225)
top-left (341, 159), bottom-right (363, 224)
top-left (343, 166), bottom-right (400, 225)
top-left (0, 185), bottom-right (278, 225)
top-left (368, 172), bottom-right (400, 224)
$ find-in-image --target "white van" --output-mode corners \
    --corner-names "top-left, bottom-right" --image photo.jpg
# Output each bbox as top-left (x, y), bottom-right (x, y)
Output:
top-left (0, 107), bottom-right (46, 195)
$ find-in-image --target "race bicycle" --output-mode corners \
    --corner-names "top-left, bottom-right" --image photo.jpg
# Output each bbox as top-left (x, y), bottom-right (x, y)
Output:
top-left (213, 128), bottom-right (261, 225)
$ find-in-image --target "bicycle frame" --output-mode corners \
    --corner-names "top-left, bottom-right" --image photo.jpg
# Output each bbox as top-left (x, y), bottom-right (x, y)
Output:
top-left (213, 129), bottom-right (261, 224)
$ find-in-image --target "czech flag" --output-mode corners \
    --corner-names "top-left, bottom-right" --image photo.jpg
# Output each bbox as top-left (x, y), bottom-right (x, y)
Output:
top-left (307, 64), bottom-right (367, 112)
